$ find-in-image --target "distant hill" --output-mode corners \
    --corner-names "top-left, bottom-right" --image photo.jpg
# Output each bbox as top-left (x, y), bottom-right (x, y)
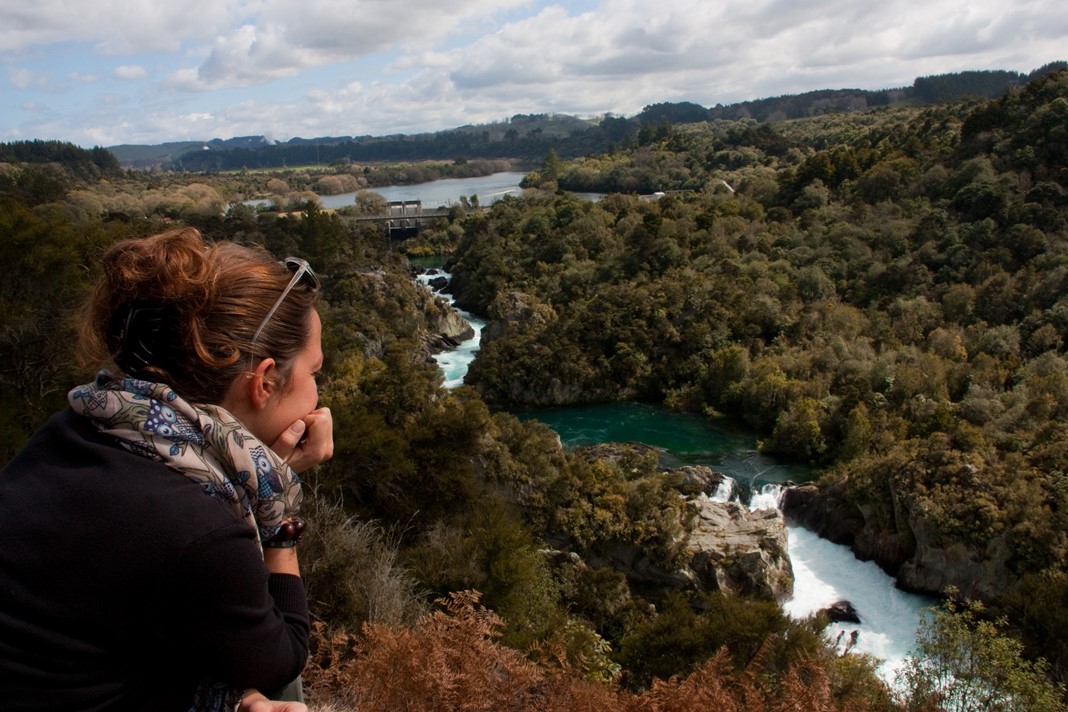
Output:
top-left (107, 136), bottom-right (271, 170)
top-left (0, 139), bottom-right (121, 177)
top-left (647, 63), bottom-right (1067, 124)
top-left (107, 62), bottom-right (1066, 171)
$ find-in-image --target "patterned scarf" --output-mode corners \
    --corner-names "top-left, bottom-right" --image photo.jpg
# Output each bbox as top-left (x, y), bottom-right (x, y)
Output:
top-left (68, 371), bottom-right (303, 712)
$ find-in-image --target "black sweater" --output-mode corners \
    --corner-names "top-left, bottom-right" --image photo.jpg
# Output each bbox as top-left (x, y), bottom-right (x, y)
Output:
top-left (0, 410), bottom-right (310, 711)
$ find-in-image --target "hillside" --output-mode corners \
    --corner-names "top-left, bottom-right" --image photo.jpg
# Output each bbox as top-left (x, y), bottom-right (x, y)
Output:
top-left (4, 64), bottom-right (1068, 710)
top-left (106, 63), bottom-right (1065, 171)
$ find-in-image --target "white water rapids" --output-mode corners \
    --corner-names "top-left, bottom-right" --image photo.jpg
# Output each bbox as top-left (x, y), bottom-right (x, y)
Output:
top-left (416, 271), bottom-right (486, 388)
top-left (418, 270), bottom-right (932, 683)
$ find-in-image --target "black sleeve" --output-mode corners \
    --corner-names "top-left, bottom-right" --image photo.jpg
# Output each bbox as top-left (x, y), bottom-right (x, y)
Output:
top-left (168, 521), bottom-right (310, 691)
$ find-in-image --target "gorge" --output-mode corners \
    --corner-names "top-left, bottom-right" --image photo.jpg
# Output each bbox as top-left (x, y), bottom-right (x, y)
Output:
top-left (417, 263), bottom-right (932, 682)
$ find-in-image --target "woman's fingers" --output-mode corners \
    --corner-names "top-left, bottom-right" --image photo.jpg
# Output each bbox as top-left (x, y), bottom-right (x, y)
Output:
top-left (277, 407), bottom-right (333, 472)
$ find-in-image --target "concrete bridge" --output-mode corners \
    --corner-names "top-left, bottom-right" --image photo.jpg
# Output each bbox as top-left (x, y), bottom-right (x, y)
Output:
top-left (343, 200), bottom-right (452, 240)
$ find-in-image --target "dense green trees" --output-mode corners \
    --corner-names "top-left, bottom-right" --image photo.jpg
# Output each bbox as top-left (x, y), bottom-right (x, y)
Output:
top-left (7, 67), bottom-right (1068, 704)
top-left (443, 70), bottom-right (1068, 691)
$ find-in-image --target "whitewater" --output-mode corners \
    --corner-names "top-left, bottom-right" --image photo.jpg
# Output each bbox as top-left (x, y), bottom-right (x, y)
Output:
top-left (418, 270), bottom-right (932, 683)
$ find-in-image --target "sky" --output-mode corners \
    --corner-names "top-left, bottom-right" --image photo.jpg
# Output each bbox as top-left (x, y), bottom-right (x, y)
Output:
top-left (1, 0), bottom-right (1065, 148)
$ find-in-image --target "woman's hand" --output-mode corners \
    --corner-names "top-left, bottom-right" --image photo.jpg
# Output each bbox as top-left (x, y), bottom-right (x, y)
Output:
top-left (237, 690), bottom-right (307, 712)
top-left (270, 406), bottom-right (333, 473)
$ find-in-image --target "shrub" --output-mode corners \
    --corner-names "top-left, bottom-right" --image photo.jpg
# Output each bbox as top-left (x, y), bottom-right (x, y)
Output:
top-left (299, 489), bottom-right (426, 628)
top-left (896, 595), bottom-right (1067, 711)
top-left (303, 591), bottom-right (885, 712)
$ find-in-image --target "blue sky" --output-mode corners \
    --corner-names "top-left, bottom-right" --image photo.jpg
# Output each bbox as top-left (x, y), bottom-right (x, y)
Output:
top-left (2, 0), bottom-right (1064, 148)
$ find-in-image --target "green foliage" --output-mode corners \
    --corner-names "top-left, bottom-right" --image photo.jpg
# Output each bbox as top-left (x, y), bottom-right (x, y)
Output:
top-left (997, 570), bottom-right (1068, 684)
top-left (766, 396), bottom-right (828, 462)
top-left (897, 596), bottom-right (1067, 711)
top-left (913, 70), bottom-right (1030, 103)
top-left (435, 72), bottom-right (1068, 696)
top-left (0, 199), bottom-right (141, 460)
top-left (616, 591), bottom-right (833, 691)
top-left (0, 140), bottom-right (121, 179)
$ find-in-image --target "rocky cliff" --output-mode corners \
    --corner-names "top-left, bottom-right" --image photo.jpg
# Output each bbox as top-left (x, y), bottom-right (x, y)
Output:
top-left (781, 481), bottom-right (1012, 600)
top-left (575, 454), bottom-right (793, 602)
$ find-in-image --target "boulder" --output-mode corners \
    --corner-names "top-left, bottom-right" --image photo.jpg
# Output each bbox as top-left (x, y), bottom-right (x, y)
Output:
top-left (821, 600), bottom-right (861, 624)
top-left (682, 498), bottom-right (793, 601)
top-left (673, 465), bottom-right (734, 500)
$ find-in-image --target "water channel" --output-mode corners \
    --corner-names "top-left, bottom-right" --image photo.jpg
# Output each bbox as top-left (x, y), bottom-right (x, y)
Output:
top-left (404, 172), bottom-right (933, 682)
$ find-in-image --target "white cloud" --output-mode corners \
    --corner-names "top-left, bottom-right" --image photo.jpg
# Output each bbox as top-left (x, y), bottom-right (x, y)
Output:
top-left (0, 0), bottom-right (248, 55)
top-left (2, 0), bottom-right (1065, 146)
top-left (159, 0), bottom-right (534, 91)
top-left (8, 67), bottom-right (51, 89)
top-left (114, 65), bottom-right (147, 80)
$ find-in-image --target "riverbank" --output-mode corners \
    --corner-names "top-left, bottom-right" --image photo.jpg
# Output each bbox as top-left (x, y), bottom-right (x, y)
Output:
top-left (416, 270), bottom-right (932, 682)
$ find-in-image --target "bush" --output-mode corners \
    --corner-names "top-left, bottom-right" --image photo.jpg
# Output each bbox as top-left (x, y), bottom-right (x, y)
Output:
top-left (896, 595), bottom-right (1067, 711)
top-left (303, 591), bottom-right (887, 712)
top-left (299, 489), bottom-right (427, 629)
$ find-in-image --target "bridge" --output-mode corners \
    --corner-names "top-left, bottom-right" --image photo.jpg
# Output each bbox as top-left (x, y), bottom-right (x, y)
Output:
top-left (342, 200), bottom-right (452, 240)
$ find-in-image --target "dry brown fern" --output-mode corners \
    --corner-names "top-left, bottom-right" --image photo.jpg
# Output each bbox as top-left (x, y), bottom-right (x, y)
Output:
top-left (303, 590), bottom-right (894, 712)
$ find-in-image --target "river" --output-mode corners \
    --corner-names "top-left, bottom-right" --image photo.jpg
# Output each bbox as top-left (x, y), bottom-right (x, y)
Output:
top-left (414, 270), bottom-right (932, 683)
top-left (319, 171), bottom-right (530, 210)
top-left (517, 402), bottom-right (932, 681)
top-left (313, 171), bottom-right (605, 211)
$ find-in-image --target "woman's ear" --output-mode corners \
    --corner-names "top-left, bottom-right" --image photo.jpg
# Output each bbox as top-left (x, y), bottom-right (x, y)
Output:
top-left (246, 357), bottom-right (277, 410)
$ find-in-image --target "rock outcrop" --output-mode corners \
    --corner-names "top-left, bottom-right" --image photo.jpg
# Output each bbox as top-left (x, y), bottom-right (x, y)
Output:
top-left (585, 495), bottom-right (793, 602)
top-left (423, 308), bottom-right (474, 353)
top-left (891, 516), bottom-right (1012, 600)
top-left (781, 482), bottom-right (865, 546)
top-left (674, 465), bottom-right (735, 500)
top-left (782, 480), bottom-right (1013, 600)
top-left (567, 450), bottom-right (794, 602)
top-left (683, 497), bottom-right (793, 601)
top-left (410, 269), bottom-right (475, 354)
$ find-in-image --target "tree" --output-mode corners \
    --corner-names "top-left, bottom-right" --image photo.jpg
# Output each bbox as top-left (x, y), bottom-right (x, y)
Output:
top-left (540, 148), bottom-right (561, 184)
top-left (896, 596), bottom-right (1066, 711)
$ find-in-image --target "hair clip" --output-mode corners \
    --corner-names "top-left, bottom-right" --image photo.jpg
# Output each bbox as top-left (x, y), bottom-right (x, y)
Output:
top-left (107, 301), bottom-right (178, 378)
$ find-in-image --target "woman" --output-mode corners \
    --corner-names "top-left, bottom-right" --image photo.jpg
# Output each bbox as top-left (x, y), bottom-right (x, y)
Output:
top-left (0, 228), bottom-right (333, 712)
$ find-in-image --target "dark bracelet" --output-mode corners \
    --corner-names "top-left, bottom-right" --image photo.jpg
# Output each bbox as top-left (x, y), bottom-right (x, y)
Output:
top-left (263, 516), bottom-right (306, 548)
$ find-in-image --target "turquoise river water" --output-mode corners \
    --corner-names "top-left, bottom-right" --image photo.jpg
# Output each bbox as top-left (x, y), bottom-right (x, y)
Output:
top-left (405, 176), bottom-right (933, 683)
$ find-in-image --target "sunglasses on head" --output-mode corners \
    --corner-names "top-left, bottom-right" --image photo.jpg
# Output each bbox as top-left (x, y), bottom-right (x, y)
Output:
top-left (248, 256), bottom-right (321, 353)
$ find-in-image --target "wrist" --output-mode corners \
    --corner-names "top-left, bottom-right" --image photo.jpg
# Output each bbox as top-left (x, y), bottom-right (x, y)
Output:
top-left (264, 546), bottom-right (300, 576)
top-left (263, 517), bottom-right (306, 548)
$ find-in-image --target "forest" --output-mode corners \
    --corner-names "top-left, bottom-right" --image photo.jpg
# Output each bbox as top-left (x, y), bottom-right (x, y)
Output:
top-left (3, 67), bottom-right (1068, 710)
top-left (105, 64), bottom-right (1068, 173)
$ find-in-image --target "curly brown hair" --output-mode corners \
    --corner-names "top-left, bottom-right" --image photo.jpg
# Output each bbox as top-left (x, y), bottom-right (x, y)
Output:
top-left (77, 227), bottom-right (319, 404)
